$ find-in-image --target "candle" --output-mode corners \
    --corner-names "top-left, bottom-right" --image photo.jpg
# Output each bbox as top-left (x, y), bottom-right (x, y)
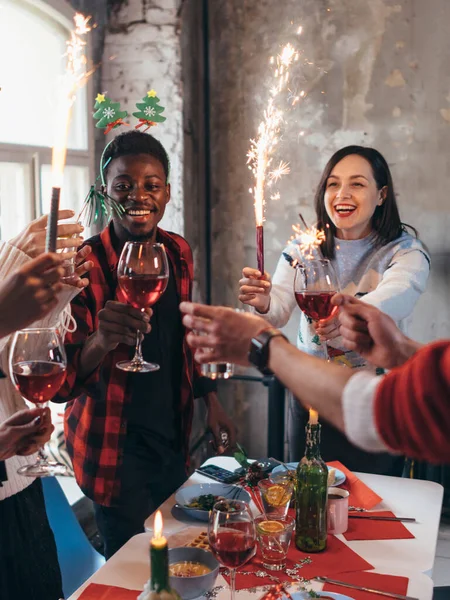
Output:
top-left (309, 408), bottom-right (318, 425)
top-left (150, 511), bottom-right (169, 593)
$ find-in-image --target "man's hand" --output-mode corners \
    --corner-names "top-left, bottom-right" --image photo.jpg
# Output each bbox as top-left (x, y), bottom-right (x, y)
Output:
top-left (0, 252), bottom-right (66, 339)
top-left (180, 302), bottom-right (269, 365)
top-left (314, 312), bottom-right (340, 341)
top-left (96, 300), bottom-right (152, 352)
top-left (9, 210), bottom-right (84, 258)
top-left (334, 294), bottom-right (421, 369)
top-left (0, 407), bottom-right (54, 460)
top-left (205, 392), bottom-right (237, 455)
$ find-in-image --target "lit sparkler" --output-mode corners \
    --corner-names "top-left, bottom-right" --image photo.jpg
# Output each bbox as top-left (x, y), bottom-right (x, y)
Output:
top-left (247, 42), bottom-right (299, 274)
top-left (47, 13), bottom-right (92, 251)
top-left (290, 223), bottom-right (326, 260)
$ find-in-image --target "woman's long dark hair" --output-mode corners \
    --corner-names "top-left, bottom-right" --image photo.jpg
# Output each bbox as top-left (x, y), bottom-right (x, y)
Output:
top-left (315, 145), bottom-right (416, 259)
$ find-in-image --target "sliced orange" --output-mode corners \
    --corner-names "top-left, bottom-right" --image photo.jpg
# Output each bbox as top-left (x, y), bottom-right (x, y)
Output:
top-left (258, 520), bottom-right (285, 533)
top-left (264, 484), bottom-right (291, 506)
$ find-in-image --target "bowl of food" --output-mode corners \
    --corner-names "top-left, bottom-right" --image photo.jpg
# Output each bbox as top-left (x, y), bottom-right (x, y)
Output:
top-left (175, 483), bottom-right (251, 521)
top-left (168, 547), bottom-right (220, 600)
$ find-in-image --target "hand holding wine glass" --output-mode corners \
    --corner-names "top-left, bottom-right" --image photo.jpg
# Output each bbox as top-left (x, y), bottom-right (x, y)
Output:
top-left (116, 241), bottom-right (169, 372)
top-left (9, 327), bottom-right (68, 477)
top-left (208, 500), bottom-right (256, 600)
top-left (294, 258), bottom-right (339, 361)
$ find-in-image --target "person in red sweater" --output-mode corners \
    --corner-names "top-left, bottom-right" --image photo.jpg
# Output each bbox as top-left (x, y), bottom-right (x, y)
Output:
top-left (180, 295), bottom-right (449, 465)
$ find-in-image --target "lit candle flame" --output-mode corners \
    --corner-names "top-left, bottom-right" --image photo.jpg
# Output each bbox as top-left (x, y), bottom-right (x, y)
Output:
top-left (309, 408), bottom-right (318, 425)
top-left (154, 510), bottom-right (163, 539)
top-left (51, 13), bottom-right (92, 188)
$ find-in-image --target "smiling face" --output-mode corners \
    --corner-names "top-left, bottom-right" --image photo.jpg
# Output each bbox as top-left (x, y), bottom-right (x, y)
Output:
top-left (324, 154), bottom-right (387, 240)
top-left (106, 153), bottom-right (170, 243)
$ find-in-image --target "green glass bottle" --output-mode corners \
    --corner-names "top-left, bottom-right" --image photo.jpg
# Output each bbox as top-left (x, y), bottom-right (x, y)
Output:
top-left (295, 420), bottom-right (328, 552)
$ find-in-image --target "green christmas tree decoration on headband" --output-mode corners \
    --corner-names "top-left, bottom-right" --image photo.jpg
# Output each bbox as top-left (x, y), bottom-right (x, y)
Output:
top-left (93, 93), bottom-right (129, 134)
top-left (133, 89), bottom-right (166, 132)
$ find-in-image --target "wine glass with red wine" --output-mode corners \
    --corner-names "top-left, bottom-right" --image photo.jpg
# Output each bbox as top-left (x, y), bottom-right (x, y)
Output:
top-left (294, 258), bottom-right (339, 361)
top-left (116, 241), bottom-right (169, 373)
top-left (208, 499), bottom-right (256, 600)
top-left (9, 327), bottom-right (68, 477)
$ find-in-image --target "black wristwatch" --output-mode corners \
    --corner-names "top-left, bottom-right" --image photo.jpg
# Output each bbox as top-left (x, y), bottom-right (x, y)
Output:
top-left (248, 328), bottom-right (288, 375)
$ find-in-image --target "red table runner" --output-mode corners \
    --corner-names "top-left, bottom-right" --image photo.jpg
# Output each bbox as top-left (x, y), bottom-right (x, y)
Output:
top-left (77, 583), bottom-right (139, 599)
top-left (323, 570), bottom-right (409, 600)
top-left (327, 461), bottom-right (383, 510)
top-left (344, 511), bottom-right (415, 541)
top-left (223, 535), bottom-right (373, 591)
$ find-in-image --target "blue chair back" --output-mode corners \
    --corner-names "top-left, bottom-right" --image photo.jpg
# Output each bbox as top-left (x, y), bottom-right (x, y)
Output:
top-left (42, 477), bottom-right (105, 598)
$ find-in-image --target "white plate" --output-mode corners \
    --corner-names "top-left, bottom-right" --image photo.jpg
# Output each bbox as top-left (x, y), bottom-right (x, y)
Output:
top-left (175, 483), bottom-right (251, 521)
top-left (284, 592), bottom-right (354, 600)
top-left (271, 463), bottom-right (346, 486)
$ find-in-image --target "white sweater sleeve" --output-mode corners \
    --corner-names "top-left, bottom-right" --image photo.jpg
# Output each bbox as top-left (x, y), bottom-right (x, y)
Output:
top-left (342, 371), bottom-right (391, 453)
top-left (361, 248), bottom-right (430, 321)
top-left (0, 240), bottom-right (80, 352)
top-left (257, 253), bottom-right (298, 328)
top-left (0, 242), bottom-right (31, 354)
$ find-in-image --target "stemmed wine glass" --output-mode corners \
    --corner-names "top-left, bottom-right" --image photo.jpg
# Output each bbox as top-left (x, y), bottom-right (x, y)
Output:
top-left (9, 327), bottom-right (69, 477)
top-left (116, 241), bottom-right (169, 373)
top-left (294, 258), bottom-right (339, 361)
top-left (208, 500), bottom-right (256, 600)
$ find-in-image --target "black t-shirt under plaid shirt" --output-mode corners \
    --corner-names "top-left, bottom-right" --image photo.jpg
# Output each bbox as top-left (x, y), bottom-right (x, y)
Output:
top-left (126, 257), bottom-right (184, 467)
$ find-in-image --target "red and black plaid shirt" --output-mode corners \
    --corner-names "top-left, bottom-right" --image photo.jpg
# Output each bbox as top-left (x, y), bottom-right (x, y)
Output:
top-left (54, 224), bottom-right (208, 506)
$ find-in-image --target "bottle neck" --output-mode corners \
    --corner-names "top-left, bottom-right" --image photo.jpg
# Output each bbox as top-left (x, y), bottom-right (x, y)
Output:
top-left (150, 544), bottom-right (170, 592)
top-left (305, 423), bottom-right (322, 459)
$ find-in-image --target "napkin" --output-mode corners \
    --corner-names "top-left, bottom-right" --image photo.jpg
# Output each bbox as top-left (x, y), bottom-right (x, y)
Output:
top-left (327, 461), bottom-right (382, 510)
top-left (343, 511), bottom-right (415, 541)
top-left (322, 570), bottom-right (409, 600)
top-left (77, 583), bottom-right (139, 600)
top-left (223, 535), bottom-right (373, 591)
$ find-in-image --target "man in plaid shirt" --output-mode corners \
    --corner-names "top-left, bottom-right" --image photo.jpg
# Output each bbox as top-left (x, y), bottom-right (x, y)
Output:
top-left (54, 131), bottom-right (235, 558)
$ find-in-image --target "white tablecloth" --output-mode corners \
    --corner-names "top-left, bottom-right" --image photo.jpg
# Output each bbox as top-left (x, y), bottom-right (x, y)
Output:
top-left (69, 456), bottom-right (442, 600)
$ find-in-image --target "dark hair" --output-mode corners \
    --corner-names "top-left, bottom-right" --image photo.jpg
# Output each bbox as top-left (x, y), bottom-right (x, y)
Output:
top-left (102, 130), bottom-right (170, 181)
top-left (315, 145), bottom-right (415, 259)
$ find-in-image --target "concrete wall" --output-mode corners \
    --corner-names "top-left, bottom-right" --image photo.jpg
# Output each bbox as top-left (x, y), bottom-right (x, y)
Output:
top-left (206, 0), bottom-right (450, 456)
top-left (102, 0), bottom-right (184, 234)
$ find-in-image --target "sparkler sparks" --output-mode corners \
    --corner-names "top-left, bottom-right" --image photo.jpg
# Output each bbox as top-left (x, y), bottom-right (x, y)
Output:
top-left (269, 160), bottom-right (291, 183)
top-left (290, 223), bottom-right (326, 260)
top-left (52, 12), bottom-right (92, 187)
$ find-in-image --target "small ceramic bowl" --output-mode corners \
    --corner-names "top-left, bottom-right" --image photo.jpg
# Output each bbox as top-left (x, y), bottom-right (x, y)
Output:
top-left (168, 547), bottom-right (220, 600)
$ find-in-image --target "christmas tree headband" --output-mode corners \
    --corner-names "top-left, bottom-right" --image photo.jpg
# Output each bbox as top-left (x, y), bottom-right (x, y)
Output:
top-left (77, 90), bottom-right (168, 226)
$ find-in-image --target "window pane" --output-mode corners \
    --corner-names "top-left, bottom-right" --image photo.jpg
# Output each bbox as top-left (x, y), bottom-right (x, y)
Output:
top-left (0, 0), bottom-right (88, 150)
top-left (41, 164), bottom-right (90, 219)
top-left (0, 162), bottom-right (33, 240)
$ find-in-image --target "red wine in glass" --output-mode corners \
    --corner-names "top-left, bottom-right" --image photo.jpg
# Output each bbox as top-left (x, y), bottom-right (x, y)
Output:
top-left (118, 274), bottom-right (168, 309)
top-left (209, 529), bottom-right (256, 568)
top-left (116, 241), bottom-right (169, 373)
top-left (294, 291), bottom-right (336, 321)
top-left (9, 327), bottom-right (69, 477)
top-left (12, 361), bottom-right (66, 404)
top-left (209, 500), bottom-right (256, 600)
top-left (294, 259), bottom-right (339, 361)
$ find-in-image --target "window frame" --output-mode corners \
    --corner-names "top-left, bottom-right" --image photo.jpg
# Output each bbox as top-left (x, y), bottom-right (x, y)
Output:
top-left (0, 0), bottom-right (95, 221)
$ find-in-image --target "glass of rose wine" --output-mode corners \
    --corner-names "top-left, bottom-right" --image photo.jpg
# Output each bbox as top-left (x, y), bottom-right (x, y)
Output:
top-left (208, 499), bottom-right (256, 600)
top-left (116, 241), bottom-right (169, 373)
top-left (294, 258), bottom-right (339, 361)
top-left (9, 327), bottom-right (69, 477)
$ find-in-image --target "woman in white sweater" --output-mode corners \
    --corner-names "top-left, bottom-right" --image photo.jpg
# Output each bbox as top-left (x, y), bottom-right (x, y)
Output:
top-left (0, 211), bottom-right (92, 600)
top-left (239, 146), bottom-right (430, 474)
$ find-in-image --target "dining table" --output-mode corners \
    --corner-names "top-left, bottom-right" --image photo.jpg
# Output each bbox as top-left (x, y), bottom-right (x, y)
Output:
top-left (69, 456), bottom-right (444, 600)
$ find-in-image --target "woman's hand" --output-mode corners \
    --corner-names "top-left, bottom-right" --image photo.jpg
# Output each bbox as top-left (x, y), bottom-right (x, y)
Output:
top-left (315, 312), bottom-right (341, 341)
top-left (9, 210), bottom-right (84, 258)
top-left (0, 407), bottom-right (54, 460)
top-left (238, 267), bottom-right (272, 313)
top-left (62, 245), bottom-right (94, 289)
